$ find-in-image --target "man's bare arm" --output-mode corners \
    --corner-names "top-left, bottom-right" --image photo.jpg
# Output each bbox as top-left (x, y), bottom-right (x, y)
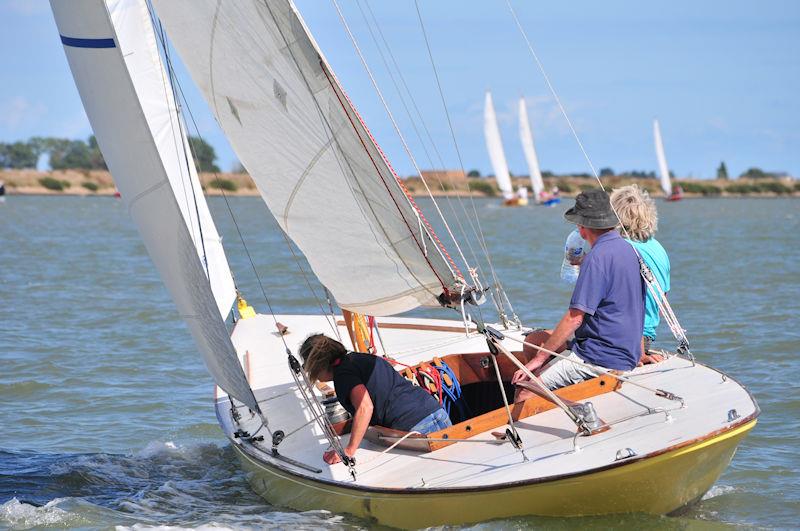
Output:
top-left (512, 308), bottom-right (584, 383)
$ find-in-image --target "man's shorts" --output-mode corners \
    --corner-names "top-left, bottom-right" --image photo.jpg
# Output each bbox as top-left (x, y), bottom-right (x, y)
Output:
top-left (539, 350), bottom-right (599, 390)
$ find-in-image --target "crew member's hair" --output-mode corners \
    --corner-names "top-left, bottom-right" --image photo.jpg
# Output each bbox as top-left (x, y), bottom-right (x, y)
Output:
top-left (610, 184), bottom-right (658, 242)
top-left (299, 334), bottom-right (347, 382)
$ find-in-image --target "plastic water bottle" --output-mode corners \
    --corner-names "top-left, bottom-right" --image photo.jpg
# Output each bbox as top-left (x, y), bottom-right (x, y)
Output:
top-left (560, 229), bottom-right (589, 284)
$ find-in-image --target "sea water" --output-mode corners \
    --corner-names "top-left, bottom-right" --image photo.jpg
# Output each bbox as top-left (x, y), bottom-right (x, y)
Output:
top-left (1, 196), bottom-right (798, 530)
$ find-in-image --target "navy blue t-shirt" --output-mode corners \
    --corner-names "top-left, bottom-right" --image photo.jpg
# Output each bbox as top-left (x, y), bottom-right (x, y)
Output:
top-left (333, 353), bottom-right (441, 431)
top-left (570, 231), bottom-right (644, 371)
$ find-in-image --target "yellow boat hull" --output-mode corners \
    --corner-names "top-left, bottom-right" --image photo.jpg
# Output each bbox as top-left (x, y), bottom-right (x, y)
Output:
top-left (233, 419), bottom-right (756, 527)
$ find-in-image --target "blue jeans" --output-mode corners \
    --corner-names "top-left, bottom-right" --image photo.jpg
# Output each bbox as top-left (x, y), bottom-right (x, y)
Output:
top-left (409, 408), bottom-right (452, 434)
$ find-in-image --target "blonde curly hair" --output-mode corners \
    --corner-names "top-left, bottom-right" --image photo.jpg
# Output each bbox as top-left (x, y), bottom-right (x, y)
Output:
top-left (610, 184), bottom-right (658, 242)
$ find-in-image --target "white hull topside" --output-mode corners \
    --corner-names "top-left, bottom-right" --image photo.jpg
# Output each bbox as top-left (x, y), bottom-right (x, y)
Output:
top-left (216, 314), bottom-right (757, 492)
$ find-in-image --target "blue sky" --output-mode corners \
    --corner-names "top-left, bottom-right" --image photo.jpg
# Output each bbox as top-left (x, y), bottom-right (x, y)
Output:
top-left (1, 0), bottom-right (798, 179)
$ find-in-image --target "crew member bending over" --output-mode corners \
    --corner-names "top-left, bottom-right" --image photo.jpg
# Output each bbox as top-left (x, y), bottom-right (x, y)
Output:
top-left (514, 189), bottom-right (645, 396)
top-left (300, 334), bottom-right (452, 464)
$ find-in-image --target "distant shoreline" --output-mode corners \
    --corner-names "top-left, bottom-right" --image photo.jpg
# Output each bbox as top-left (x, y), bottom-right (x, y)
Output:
top-left (2, 169), bottom-right (797, 198)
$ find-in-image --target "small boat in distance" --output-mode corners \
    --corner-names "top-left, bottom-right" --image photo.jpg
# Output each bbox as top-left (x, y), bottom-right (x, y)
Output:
top-left (519, 97), bottom-right (561, 206)
top-left (654, 119), bottom-right (682, 201)
top-left (485, 91), bottom-right (528, 206)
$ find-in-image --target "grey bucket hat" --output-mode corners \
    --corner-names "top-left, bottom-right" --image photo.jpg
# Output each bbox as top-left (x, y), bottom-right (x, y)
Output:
top-left (564, 189), bottom-right (618, 229)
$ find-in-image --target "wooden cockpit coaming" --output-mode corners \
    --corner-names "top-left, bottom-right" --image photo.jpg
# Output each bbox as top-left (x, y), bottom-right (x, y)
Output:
top-left (327, 349), bottom-right (622, 452)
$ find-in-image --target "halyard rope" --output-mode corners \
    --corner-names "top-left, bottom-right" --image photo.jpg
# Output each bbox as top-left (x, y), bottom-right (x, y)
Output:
top-left (332, 0), bottom-right (470, 279)
top-left (505, 0), bottom-right (689, 349)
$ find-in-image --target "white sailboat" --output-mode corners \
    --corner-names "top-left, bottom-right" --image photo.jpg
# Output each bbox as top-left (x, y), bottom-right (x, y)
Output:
top-left (654, 119), bottom-right (682, 201)
top-left (519, 97), bottom-right (560, 206)
top-left (485, 91), bottom-right (528, 206)
top-left (52, 1), bottom-right (756, 527)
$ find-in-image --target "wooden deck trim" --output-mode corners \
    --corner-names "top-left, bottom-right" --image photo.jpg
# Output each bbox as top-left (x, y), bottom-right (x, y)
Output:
top-left (363, 350), bottom-right (622, 452)
top-left (336, 319), bottom-right (477, 335)
top-left (426, 374), bottom-right (621, 450)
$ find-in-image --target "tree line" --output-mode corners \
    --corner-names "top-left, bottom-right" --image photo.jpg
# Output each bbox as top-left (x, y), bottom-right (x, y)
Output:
top-left (467, 162), bottom-right (787, 181)
top-left (0, 135), bottom-right (220, 172)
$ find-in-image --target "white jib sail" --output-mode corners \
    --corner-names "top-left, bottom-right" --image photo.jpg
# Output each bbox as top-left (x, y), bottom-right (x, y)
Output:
top-left (654, 119), bottom-right (672, 196)
top-left (151, 0), bottom-right (460, 317)
top-left (50, 0), bottom-right (259, 412)
top-left (484, 92), bottom-right (514, 200)
top-left (518, 97), bottom-right (544, 200)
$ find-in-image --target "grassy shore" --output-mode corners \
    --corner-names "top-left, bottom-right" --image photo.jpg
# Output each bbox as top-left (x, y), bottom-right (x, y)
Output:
top-left (2, 169), bottom-right (797, 198)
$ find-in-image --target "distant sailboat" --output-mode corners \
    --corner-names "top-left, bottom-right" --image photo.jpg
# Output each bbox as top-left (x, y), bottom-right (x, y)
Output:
top-left (485, 92), bottom-right (527, 206)
top-left (519, 97), bottom-right (559, 206)
top-left (654, 119), bottom-right (682, 201)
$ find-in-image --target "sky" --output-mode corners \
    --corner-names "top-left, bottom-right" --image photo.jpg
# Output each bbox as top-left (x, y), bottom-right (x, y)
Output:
top-left (1, 0), bottom-right (798, 180)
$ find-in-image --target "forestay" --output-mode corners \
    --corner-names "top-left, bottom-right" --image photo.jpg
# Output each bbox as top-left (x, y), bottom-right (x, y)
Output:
top-left (50, 0), bottom-right (259, 412)
top-left (654, 119), bottom-right (672, 196)
top-left (151, 0), bottom-right (462, 317)
top-left (518, 97), bottom-right (544, 200)
top-left (484, 92), bottom-right (514, 200)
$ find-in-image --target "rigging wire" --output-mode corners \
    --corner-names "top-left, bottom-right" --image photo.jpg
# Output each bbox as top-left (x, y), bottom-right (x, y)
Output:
top-left (412, 0), bottom-right (518, 326)
top-left (354, 0), bottom-right (492, 296)
top-left (148, 4), bottom-right (210, 279)
top-left (276, 227), bottom-right (343, 340)
top-left (152, 3), bottom-right (350, 349)
top-left (331, 0), bottom-right (472, 277)
top-left (260, 0), bottom-right (453, 303)
top-left (150, 8), bottom-right (292, 354)
top-left (505, 0), bottom-right (689, 347)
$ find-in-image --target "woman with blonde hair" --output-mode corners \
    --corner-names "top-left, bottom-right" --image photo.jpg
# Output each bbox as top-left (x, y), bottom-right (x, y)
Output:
top-left (300, 334), bottom-right (451, 464)
top-left (610, 184), bottom-right (671, 363)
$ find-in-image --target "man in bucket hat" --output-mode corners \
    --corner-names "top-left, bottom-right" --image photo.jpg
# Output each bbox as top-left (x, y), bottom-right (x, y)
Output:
top-left (513, 189), bottom-right (645, 393)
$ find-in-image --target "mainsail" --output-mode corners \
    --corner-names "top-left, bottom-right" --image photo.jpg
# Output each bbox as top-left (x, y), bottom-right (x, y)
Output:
top-left (484, 92), bottom-right (515, 200)
top-left (50, 0), bottom-right (259, 412)
top-left (151, 0), bottom-right (462, 317)
top-left (653, 119), bottom-right (672, 196)
top-left (518, 97), bottom-right (544, 201)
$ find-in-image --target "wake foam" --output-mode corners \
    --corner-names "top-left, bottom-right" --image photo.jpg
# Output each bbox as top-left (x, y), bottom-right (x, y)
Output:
top-left (0, 498), bottom-right (79, 529)
top-left (702, 484), bottom-right (738, 500)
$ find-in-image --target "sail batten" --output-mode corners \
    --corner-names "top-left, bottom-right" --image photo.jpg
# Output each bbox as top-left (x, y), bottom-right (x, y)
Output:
top-left (151, 0), bottom-right (460, 316)
top-left (50, 0), bottom-right (258, 413)
top-left (484, 92), bottom-right (514, 200)
top-left (519, 98), bottom-right (545, 201)
top-left (654, 119), bottom-right (672, 196)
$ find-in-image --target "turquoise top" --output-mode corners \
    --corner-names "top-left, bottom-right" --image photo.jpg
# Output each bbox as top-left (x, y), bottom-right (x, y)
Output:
top-left (628, 237), bottom-right (671, 340)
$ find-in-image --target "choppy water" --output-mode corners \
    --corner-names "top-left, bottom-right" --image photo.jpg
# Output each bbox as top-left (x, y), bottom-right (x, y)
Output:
top-left (1, 196), bottom-right (798, 530)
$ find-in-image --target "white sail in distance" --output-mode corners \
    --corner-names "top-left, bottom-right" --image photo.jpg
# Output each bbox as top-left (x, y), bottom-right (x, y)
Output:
top-left (151, 0), bottom-right (462, 317)
top-left (50, 0), bottom-right (259, 413)
top-left (654, 119), bottom-right (672, 196)
top-left (484, 92), bottom-right (515, 200)
top-left (518, 97), bottom-right (544, 201)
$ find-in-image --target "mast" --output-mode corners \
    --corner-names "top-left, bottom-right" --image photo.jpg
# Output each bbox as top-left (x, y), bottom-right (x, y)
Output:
top-left (50, 0), bottom-right (260, 413)
top-left (654, 119), bottom-right (672, 197)
top-left (484, 92), bottom-right (515, 200)
top-left (518, 97), bottom-right (544, 201)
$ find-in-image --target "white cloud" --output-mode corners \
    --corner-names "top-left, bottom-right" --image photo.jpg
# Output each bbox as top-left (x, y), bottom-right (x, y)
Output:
top-left (0, 96), bottom-right (47, 132)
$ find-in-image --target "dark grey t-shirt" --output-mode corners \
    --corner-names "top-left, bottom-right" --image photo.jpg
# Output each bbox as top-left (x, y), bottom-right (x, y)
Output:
top-left (333, 353), bottom-right (441, 431)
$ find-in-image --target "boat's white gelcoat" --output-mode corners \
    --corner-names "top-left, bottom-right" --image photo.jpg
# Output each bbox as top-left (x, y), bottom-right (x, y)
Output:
top-left (217, 314), bottom-right (757, 491)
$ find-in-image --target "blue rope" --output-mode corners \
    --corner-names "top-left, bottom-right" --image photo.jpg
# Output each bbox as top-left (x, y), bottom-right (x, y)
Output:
top-left (435, 360), bottom-right (471, 419)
